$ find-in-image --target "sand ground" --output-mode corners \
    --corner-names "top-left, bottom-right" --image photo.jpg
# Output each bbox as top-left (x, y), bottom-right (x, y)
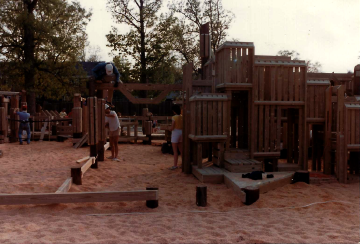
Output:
top-left (0, 140), bottom-right (359, 243)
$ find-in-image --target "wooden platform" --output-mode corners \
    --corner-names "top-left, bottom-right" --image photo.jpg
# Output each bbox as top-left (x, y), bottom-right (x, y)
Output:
top-left (192, 163), bottom-right (228, 184)
top-left (192, 163), bottom-right (294, 200)
top-left (224, 172), bottom-right (294, 195)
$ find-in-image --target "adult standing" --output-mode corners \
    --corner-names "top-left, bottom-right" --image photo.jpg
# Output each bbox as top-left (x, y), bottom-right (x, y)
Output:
top-left (14, 105), bottom-right (31, 145)
top-left (105, 104), bottom-right (121, 161)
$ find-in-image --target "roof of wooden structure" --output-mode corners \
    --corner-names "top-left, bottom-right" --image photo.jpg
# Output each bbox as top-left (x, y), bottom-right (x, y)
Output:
top-left (255, 59), bottom-right (306, 67)
top-left (216, 41), bottom-right (255, 52)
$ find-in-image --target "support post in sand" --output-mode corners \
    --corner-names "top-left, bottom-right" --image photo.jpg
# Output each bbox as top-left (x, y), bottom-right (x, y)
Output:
top-left (292, 170), bottom-right (310, 184)
top-left (88, 97), bottom-right (99, 169)
top-left (243, 186), bottom-right (259, 205)
top-left (196, 186), bottom-right (207, 207)
top-left (146, 186), bottom-right (159, 208)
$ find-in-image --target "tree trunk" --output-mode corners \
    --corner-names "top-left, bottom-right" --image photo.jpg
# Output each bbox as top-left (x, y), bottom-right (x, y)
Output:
top-left (139, 0), bottom-right (147, 99)
top-left (23, 0), bottom-right (38, 115)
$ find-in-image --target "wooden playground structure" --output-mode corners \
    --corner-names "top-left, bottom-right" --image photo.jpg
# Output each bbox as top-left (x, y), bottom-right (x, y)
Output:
top-left (0, 23), bottom-right (359, 207)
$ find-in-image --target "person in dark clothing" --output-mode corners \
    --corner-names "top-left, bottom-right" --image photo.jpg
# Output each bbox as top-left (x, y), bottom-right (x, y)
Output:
top-left (92, 62), bottom-right (121, 87)
top-left (92, 62), bottom-right (122, 104)
top-left (14, 105), bottom-right (31, 145)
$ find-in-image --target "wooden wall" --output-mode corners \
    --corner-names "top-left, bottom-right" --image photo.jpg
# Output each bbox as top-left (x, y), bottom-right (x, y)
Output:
top-left (189, 94), bottom-right (228, 137)
top-left (254, 61), bottom-right (306, 102)
top-left (306, 80), bottom-right (330, 119)
top-left (215, 42), bottom-right (255, 85)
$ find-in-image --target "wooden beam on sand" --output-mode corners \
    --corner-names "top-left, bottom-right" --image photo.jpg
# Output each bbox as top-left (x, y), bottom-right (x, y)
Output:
top-left (0, 190), bottom-right (159, 206)
top-left (55, 177), bottom-right (72, 193)
top-left (71, 157), bottom-right (95, 185)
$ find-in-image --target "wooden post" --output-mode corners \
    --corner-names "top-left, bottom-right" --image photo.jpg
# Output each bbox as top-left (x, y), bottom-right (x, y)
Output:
top-left (88, 97), bottom-right (99, 168)
top-left (71, 167), bottom-right (82, 185)
top-left (146, 186), bottom-right (159, 208)
top-left (287, 109), bottom-right (295, 163)
top-left (182, 63), bottom-right (193, 174)
top-left (196, 186), bottom-right (207, 207)
top-left (10, 95), bottom-right (19, 143)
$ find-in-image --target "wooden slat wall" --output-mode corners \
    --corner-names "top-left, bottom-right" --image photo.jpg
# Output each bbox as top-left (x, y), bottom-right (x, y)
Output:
top-left (189, 96), bottom-right (227, 136)
top-left (306, 84), bottom-right (329, 119)
top-left (215, 46), bottom-right (254, 84)
top-left (255, 64), bottom-right (306, 102)
top-left (344, 107), bottom-right (360, 145)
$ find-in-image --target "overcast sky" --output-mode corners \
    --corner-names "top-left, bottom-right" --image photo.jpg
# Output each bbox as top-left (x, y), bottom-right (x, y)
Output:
top-left (74, 0), bottom-right (360, 73)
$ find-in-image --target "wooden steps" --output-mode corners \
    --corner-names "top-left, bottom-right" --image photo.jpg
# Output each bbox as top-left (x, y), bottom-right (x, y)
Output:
top-left (192, 164), bottom-right (228, 184)
top-left (225, 158), bottom-right (262, 173)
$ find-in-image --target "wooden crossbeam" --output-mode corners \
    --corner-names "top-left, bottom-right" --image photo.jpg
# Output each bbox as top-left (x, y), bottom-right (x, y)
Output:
top-left (55, 177), bottom-right (72, 193)
top-left (95, 83), bottom-right (182, 91)
top-left (0, 190), bottom-right (158, 205)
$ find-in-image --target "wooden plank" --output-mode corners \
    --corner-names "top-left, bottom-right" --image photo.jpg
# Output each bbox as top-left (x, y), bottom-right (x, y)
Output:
top-left (300, 67), bottom-right (306, 101)
top-left (253, 152), bottom-right (280, 157)
top-left (254, 66), bottom-right (259, 101)
top-left (277, 66), bottom-right (283, 101)
top-left (259, 67), bottom-right (265, 101)
top-left (271, 67), bottom-right (276, 101)
top-left (81, 157), bottom-right (95, 175)
top-left (294, 67), bottom-right (299, 101)
top-left (287, 109), bottom-right (294, 163)
top-left (283, 67), bottom-right (289, 101)
top-left (191, 102), bottom-right (195, 135)
top-left (0, 190), bottom-right (158, 205)
top-left (254, 101), bottom-right (305, 106)
top-left (189, 135), bottom-right (227, 141)
top-left (218, 101), bottom-right (222, 135)
top-left (196, 101), bottom-right (201, 136)
top-left (224, 48), bottom-right (230, 83)
top-left (76, 156), bottom-right (90, 164)
top-left (276, 107), bottom-right (281, 151)
top-left (73, 133), bottom-right (88, 149)
top-left (89, 98), bottom-right (94, 145)
top-left (314, 86), bottom-right (319, 118)
top-left (203, 101), bottom-right (208, 135)
top-left (258, 105), bottom-right (264, 152)
top-left (264, 106), bottom-right (270, 152)
top-left (289, 68), bottom-right (294, 101)
top-left (298, 108), bottom-right (304, 169)
top-left (242, 48), bottom-right (248, 83)
top-left (213, 101), bottom-right (218, 135)
top-left (208, 101), bottom-right (213, 135)
top-left (96, 83), bottom-right (182, 91)
top-left (264, 67), bottom-right (271, 101)
top-left (351, 110), bottom-right (355, 144)
top-left (270, 106), bottom-right (276, 151)
top-left (309, 86), bottom-right (315, 118)
top-left (55, 178), bottom-right (72, 193)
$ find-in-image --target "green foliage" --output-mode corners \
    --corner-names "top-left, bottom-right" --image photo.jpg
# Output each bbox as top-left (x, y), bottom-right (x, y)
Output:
top-left (107, 0), bottom-right (179, 90)
top-left (0, 0), bottom-right (91, 100)
top-left (169, 0), bottom-right (234, 69)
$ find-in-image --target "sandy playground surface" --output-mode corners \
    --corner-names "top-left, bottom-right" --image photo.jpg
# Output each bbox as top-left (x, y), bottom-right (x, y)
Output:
top-left (0, 140), bottom-right (359, 243)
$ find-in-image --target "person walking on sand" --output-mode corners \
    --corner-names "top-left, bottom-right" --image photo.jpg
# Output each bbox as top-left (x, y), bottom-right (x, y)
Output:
top-left (14, 105), bottom-right (31, 145)
top-left (105, 104), bottom-right (121, 162)
top-left (169, 104), bottom-right (183, 170)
